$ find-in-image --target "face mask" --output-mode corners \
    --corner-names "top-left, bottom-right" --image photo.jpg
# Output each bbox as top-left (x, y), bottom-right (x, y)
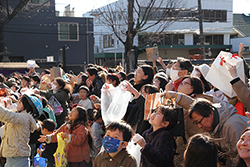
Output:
top-left (166, 68), bottom-right (171, 77)
top-left (30, 81), bottom-right (34, 86)
top-left (170, 69), bottom-right (180, 81)
top-left (51, 83), bottom-right (57, 91)
top-left (102, 136), bottom-right (121, 153)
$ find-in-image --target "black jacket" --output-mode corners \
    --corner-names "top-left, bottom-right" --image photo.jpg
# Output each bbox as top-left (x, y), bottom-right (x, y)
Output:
top-left (91, 76), bottom-right (104, 98)
top-left (141, 127), bottom-right (176, 167)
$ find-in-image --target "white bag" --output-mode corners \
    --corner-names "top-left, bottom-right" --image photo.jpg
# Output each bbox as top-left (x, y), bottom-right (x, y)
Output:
top-left (27, 60), bottom-right (36, 69)
top-left (205, 51), bottom-right (245, 98)
top-left (101, 82), bottom-right (133, 126)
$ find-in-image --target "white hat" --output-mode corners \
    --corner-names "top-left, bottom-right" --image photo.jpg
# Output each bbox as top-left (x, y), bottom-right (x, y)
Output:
top-left (195, 64), bottom-right (210, 77)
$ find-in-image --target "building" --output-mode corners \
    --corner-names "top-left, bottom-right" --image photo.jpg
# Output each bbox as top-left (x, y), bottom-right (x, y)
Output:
top-left (86, 0), bottom-right (233, 66)
top-left (1, 0), bottom-right (94, 73)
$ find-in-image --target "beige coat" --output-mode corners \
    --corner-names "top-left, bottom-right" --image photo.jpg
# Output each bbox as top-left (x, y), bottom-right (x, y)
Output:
top-left (0, 106), bottom-right (37, 158)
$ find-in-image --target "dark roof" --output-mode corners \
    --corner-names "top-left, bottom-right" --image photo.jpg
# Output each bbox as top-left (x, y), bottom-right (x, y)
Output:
top-left (233, 14), bottom-right (250, 37)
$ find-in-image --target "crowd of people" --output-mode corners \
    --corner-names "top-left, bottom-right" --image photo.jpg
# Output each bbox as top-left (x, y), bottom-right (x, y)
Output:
top-left (0, 44), bottom-right (250, 167)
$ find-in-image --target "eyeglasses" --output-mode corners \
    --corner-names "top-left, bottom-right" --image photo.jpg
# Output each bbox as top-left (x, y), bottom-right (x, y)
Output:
top-left (193, 116), bottom-right (205, 125)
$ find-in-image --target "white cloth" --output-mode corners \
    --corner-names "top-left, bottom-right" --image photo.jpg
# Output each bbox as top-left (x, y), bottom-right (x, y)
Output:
top-left (78, 98), bottom-right (93, 110)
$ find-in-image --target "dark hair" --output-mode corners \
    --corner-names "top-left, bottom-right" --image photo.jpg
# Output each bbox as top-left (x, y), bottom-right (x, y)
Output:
top-left (153, 105), bottom-right (178, 130)
top-left (55, 77), bottom-right (73, 94)
top-left (183, 76), bottom-right (204, 95)
top-left (141, 84), bottom-right (159, 94)
top-left (81, 74), bottom-right (88, 85)
top-left (184, 134), bottom-right (217, 167)
top-left (108, 68), bottom-right (115, 73)
top-left (44, 69), bottom-right (50, 74)
top-left (87, 67), bottom-right (98, 76)
top-left (93, 109), bottom-right (102, 121)
top-left (107, 73), bottom-right (120, 87)
top-left (177, 58), bottom-right (193, 73)
top-left (20, 96), bottom-right (33, 113)
top-left (32, 75), bottom-right (40, 83)
top-left (22, 76), bottom-right (30, 82)
top-left (119, 71), bottom-right (126, 81)
top-left (155, 76), bottom-right (168, 91)
top-left (200, 74), bottom-right (211, 92)
top-left (87, 63), bottom-right (94, 69)
top-left (140, 64), bottom-right (154, 84)
top-left (42, 119), bottom-right (56, 132)
top-left (189, 99), bottom-right (215, 119)
top-left (68, 106), bottom-right (93, 147)
top-left (126, 72), bottom-right (135, 81)
top-left (78, 85), bottom-right (89, 93)
top-left (236, 127), bottom-right (250, 167)
top-left (106, 120), bottom-right (133, 142)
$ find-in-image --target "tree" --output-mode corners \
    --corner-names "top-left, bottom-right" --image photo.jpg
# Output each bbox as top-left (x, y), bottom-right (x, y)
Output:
top-left (92, 0), bottom-right (183, 71)
top-left (0, 0), bottom-right (52, 51)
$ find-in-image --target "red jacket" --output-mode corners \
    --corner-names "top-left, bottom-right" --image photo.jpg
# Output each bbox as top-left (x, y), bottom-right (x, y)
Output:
top-left (50, 123), bottom-right (90, 163)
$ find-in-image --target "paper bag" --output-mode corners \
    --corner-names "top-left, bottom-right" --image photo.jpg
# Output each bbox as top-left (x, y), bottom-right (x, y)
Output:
top-left (50, 67), bottom-right (65, 80)
top-left (205, 51), bottom-right (245, 98)
top-left (146, 46), bottom-right (159, 62)
top-left (144, 93), bottom-right (162, 120)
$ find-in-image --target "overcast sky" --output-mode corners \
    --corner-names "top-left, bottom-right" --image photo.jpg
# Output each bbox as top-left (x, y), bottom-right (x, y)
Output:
top-left (55, 0), bottom-right (250, 17)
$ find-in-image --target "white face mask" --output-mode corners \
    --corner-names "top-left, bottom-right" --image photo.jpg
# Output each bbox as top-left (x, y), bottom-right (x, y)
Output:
top-left (170, 69), bottom-right (180, 81)
top-left (166, 68), bottom-right (171, 77)
top-left (30, 81), bottom-right (34, 86)
top-left (51, 83), bottom-right (57, 91)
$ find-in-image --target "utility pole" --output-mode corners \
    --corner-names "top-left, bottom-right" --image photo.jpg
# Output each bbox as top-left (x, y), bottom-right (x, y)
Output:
top-left (198, 0), bottom-right (206, 59)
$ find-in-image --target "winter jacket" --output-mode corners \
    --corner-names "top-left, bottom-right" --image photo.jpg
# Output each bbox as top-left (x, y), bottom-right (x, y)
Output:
top-left (174, 93), bottom-right (249, 159)
top-left (94, 149), bottom-right (137, 167)
top-left (40, 88), bottom-right (71, 127)
top-left (0, 106), bottom-right (37, 158)
top-left (230, 77), bottom-right (250, 112)
top-left (141, 127), bottom-right (176, 167)
top-left (47, 123), bottom-right (90, 163)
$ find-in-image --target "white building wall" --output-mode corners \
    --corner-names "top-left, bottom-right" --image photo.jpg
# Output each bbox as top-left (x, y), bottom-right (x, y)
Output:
top-left (86, 0), bottom-right (233, 54)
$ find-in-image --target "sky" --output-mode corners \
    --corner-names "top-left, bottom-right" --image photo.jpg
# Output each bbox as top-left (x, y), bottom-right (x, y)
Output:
top-left (55, 0), bottom-right (250, 17)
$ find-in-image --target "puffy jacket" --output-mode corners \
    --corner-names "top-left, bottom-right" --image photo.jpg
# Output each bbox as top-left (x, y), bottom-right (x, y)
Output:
top-left (0, 106), bottom-right (37, 157)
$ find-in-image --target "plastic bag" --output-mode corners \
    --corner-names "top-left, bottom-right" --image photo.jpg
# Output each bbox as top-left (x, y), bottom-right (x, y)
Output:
top-left (101, 82), bottom-right (133, 126)
top-left (48, 96), bottom-right (63, 116)
top-left (205, 51), bottom-right (245, 98)
top-left (34, 144), bottom-right (47, 167)
top-left (127, 141), bottom-right (142, 167)
top-left (53, 132), bottom-right (67, 167)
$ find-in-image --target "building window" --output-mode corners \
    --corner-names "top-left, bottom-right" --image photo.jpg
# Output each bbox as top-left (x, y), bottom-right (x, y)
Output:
top-left (58, 23), bottom-right (79, 41)
top-left (193, 34), bottom-right (224, 45)
top-left (30, 0), bottom-right (49, 5)
top-left (103, 35), bottom-right (114, 48)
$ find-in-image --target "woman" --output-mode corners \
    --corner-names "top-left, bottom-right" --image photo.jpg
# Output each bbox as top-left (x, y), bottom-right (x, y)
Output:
top-left (153, 75), bottom-right (168, 91)
top-left (184, 134), bottom-right (217, 167)
top-left (236, 127), bottom-right (250, 167)
top-left (134, 64), bottom-right (154, 91)
top-left (38, 77), bottom-right (73, 127)
top-left (0, 95), bottom-right (39, 167)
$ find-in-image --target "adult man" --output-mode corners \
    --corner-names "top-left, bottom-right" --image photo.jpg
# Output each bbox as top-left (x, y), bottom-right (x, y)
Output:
top-left (189, 98), bottom-right (248, 165)
top-left (165, 91), bottom-right (248, 166)
top-left (86, 67), bottom-right (104, 97)
top-left (165, 57), bottom-right (193, 91)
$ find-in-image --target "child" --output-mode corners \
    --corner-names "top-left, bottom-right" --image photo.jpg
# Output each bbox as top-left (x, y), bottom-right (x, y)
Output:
top-left (136, 105), bottom-right (177, 167)
top-left (90, 110), bottom-right (104, 165)
top-left (37, 119), bottom-right (57, 167)
top-left (38, 106), bottom-right (92, 167)
top-left (78, 85), bottom-right (93, 110)
top-left (94, 120), bottom-right (137, 167)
